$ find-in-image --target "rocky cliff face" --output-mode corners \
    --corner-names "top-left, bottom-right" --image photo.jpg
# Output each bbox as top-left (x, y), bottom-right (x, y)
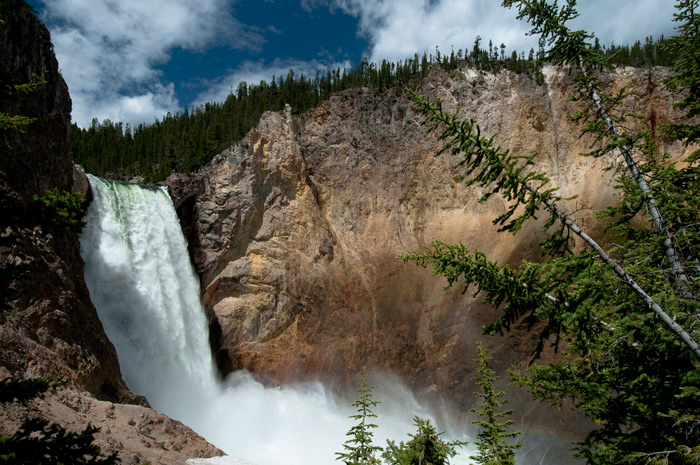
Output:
top-left (0, 0), bottom-right (127, 402)
top-left (169, 64), bottom-right (686, 415)
top-left (0, 3), bottom-right (222, 463)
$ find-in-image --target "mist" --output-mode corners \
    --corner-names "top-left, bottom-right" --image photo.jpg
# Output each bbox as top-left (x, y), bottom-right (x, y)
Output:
top-left (187, 370), bottom-right (473, 465)
top-left (79, 176), bottom-right (573, 465)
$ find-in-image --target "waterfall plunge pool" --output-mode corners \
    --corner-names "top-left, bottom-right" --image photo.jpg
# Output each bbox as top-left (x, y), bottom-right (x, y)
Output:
top-left (78, 175), bottom-right (474, 465)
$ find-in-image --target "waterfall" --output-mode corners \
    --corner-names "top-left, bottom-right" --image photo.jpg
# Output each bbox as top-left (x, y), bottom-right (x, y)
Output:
top-left (78, 175), bottom-right (469, 465)
top-left (79, 175), bottom-right (218, 421)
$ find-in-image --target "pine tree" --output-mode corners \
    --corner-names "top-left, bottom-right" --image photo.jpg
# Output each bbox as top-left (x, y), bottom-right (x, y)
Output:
top-left (382, 417), bottom-right (465, 465)
top-left (663, 0), bottom-right (700, 144)
top-left (336, 368), bottom-right (383, 465)
top-left (403, 0), bottom-right (700, 463)
top-left (0, 73), bottom-right (44, 143)
top-left (469, 343), bottom-right (521, 465)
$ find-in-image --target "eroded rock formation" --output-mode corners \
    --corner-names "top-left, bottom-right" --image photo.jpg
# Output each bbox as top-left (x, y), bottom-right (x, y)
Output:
top-left (0, 2), bottom-right (222, 463)
top-left (169, 64), bottom-right (688, 416)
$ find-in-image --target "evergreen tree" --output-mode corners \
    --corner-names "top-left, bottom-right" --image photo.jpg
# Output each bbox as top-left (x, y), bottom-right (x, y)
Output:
top-left (663, 0), bottom-right (700, 144)
top-left (469, 343), bottom-right (521, 465)
top-left (336, 368), bottom-right (383, 465)
top-left (0, 73), bottom-right (44, 146)
top-left (0, 0), bottom-right (43, 141)
top-left (66, 27), bottom-right (670, 183)
top-left (382, 417), bottom-right (465, 465)
top-left (403, 0), bottom-right (700, 463)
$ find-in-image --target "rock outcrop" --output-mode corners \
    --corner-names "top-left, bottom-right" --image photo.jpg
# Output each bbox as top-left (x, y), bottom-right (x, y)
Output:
top-left (0, 2), bottom-right (223, 463)
top-left (0, 0), bottom-right (127, 403)
top-left (169, 64), bottom-right (688, 418)
top-left (0, 388), bottom-right (223, 465)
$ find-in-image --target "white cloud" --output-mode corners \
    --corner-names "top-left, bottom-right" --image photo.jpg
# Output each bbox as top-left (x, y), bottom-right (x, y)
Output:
top-left (193, 57), bottom-right (352, 108)
top-left (77, 83), bottom-right (179, 128)
top-left (326, 0), bottom-right (532, 63)
top-left (41, 0), bottom-right (263, 127)
top-left (41, 0), bottom-right (679, 128)
top-left (328, 0), bottom-right (677, 64)
top-left (571, 0), bottom-right (676, 45)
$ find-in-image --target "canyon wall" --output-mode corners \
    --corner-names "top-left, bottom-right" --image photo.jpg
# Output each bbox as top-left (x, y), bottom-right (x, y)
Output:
top-left (169, 63), bottom-right (686, 418)
top-left (0, 2), bottom-right (222, 463)
top-left (1, 1), bottom-right (689, 459)
top-left (0, 0), bottom-right (126, 402)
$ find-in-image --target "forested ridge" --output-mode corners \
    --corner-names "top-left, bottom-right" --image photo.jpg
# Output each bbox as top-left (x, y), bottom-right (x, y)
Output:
top-left (69, 35), bottom-right (677, 183)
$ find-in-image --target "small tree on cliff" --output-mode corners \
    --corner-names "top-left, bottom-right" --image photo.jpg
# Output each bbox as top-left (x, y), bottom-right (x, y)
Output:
top-left (337, 368), bottom-right (383, 465)
top-left (469, 343), bottom-right (520, 465)
top-left (403, 0), bottom-right (700, 462)
top-left (0, 0), bottom-right (45, 152)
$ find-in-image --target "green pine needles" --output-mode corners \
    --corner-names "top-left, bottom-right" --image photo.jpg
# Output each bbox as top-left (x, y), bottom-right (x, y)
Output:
top-left (469, 343), bottom-right (521, 465)
top-left (337, 368), bottom-right (383, 465)
top-left (0, 72), bottom-right (45, 140)
top-left (402, 0), bottom-right (700, 463)
top-left (30, 188), bottom-right (87, 234)
top-left (383, 417), bottom-right (466, 465)
top-left (337, 370), bottom-right (466, 465)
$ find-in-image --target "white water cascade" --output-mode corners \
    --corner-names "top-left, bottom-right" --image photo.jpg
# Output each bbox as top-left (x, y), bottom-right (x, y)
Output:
top-left (79, 175), bottom-right (218, 422)
top-left (79, 175), bottom-right (464, 465)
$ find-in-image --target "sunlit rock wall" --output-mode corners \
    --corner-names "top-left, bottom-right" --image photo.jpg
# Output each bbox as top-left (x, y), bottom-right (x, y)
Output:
top-left (168, 65), bottom-right (686, 425)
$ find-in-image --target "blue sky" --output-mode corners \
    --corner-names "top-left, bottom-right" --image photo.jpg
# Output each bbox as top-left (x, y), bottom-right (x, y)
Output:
top-left (27, 0), bottom-right (677, 128)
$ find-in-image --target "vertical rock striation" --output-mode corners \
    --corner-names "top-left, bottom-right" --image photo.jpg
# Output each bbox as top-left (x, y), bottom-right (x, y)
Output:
top-left (170, 65), bottom-right (687, 412)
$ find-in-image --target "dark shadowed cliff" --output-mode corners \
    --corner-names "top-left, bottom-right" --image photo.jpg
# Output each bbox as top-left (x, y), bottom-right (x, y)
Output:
top-left (0, 2), bottom-right (223, 463)
top-left (0, 0), bottom-right (127, 401)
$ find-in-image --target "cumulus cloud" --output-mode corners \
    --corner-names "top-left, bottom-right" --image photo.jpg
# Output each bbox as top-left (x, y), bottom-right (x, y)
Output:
top-left (327, 0), bottom-right (676, 63)
top-left (40, 0), bottom-right (678, 128)
top-left (84, 83), bottom-right (179, 128)
top-left (349, 0), bottom-right (531, 63)
top-left (193, 57), bottom-right (352, 108)
top-left (41, 0), bottom-right (263, 127)
top-left (572, 0), bottom-right (676, 46)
